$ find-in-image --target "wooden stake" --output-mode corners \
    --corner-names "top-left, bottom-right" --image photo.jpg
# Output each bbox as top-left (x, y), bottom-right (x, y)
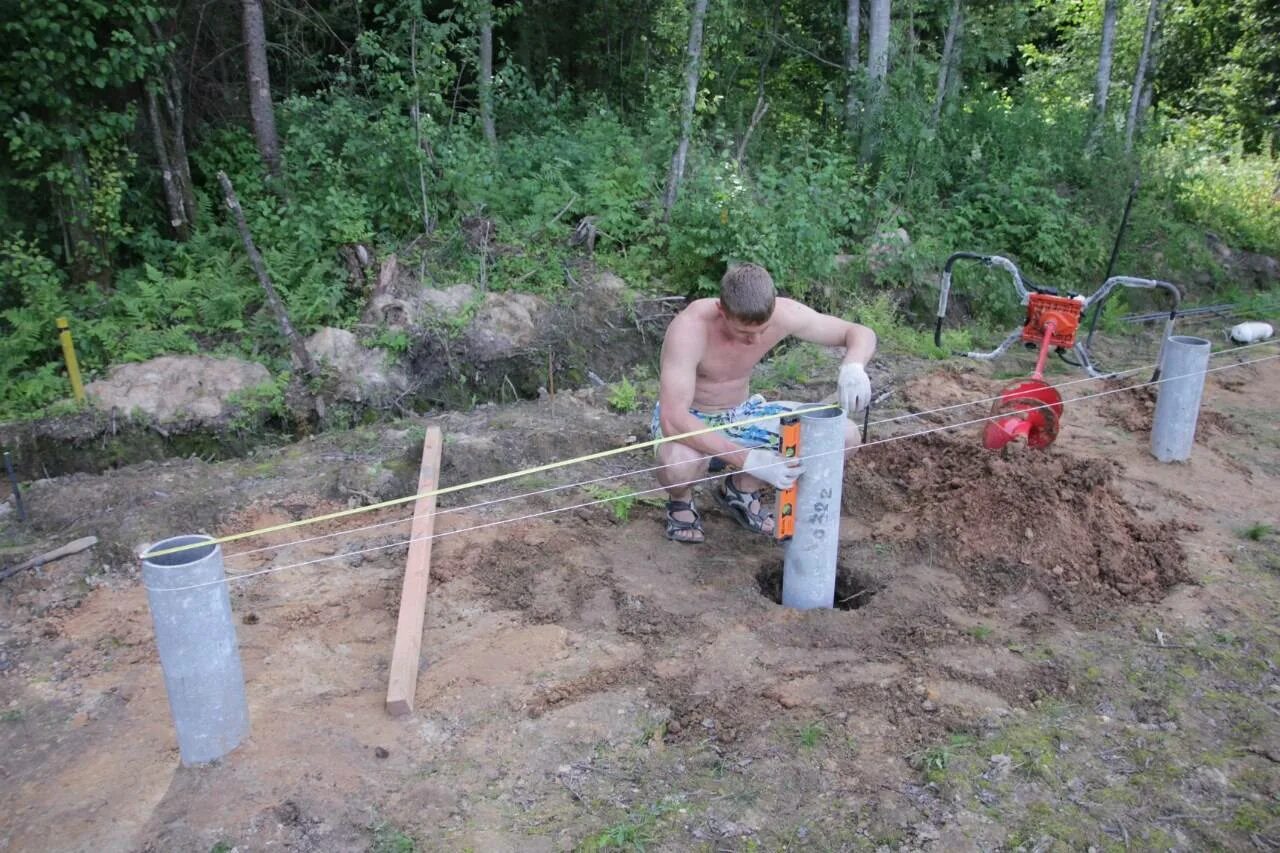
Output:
top-left (385, 426), bottom-right (444, 716)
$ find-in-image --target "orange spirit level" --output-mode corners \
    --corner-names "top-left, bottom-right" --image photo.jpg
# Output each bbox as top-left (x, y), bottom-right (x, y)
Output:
top-left (775, 414), bottom-right (801, 541)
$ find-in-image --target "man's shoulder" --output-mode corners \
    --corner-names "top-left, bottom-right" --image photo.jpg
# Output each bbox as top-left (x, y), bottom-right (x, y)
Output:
top-left (668, 299), bottom-right (716, 333)
top-left (772, 297), bottom-right (817, 327)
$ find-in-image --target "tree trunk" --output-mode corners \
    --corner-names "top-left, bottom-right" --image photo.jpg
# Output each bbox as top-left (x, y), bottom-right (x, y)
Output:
top-left (62, 146), bottom-right (110, 290)
top-left (217, 171), bottom-right (316, 378)
top-left (242, 0), bottom-right (283, 179)
top-left (860, 0), bottom-right (891, 162)
top-left (411, 19), bottom-right (435, 235)
top-left (150, 21), bottom-right (196, 224)
top-left (478, 0), bottom-right (497, 147)
top-left (1124, 0), bottom-right (1161, 155)
top-left (661, 0), bottom-right (710, 222)
top-left (145, 87), bottom-right (190, 241)
top-left (930, 0), bottom-right (963, 129)
top-left (1087, 0), bottom-right (1119, 152)
top-left (844, 0), bottom-right (861, 137)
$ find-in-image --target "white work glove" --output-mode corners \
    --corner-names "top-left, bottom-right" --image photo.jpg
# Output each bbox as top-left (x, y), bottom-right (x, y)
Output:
top-left (838, 362), bottom-right (872, 415)
top-left (742, 449), bottom-right (805, 490)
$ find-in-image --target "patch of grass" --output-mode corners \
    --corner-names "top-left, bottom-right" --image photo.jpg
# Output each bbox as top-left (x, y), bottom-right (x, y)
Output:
top-left (1002, 728), bottom-right (1061, 781)
top-left (848, 293), bottom-right (985, 360)
top-left (635, 718), bottom-right (667, 747)
top-left (583, 484), bottom-right (663, 522)
top-left (607, 376), bottom-right (640, 413)
top-left (1237, 522), bottom-right (1275, 541)
top-left (1, 708), bottom-right (23, 722)
top-left (579, 799), bottom-right (679, 852)
top-left (797, 720), bottom-right (826, 750)
top-left (209, 843), bottom-right (234, 853)
top-left (581, 819), bottom-right (653, 852)
top-left (913, 732), bottom-right (976, 783)
top-left (760, 342), bottom-right (828, 388)
top-left (969, 624), bottom-right (994, 641)
top-left (369, 820), bottom-right (418, 853)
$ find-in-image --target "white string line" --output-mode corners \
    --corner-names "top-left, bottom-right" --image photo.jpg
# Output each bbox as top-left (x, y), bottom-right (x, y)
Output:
top-left (220, 337), bottom-right (1278, 562)
top-left (146, 348), bottom-right (1280, 593)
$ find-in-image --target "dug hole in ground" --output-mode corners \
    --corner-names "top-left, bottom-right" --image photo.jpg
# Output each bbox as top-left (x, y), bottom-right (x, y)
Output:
top-left (1, 348), bottom-right (1278, 851)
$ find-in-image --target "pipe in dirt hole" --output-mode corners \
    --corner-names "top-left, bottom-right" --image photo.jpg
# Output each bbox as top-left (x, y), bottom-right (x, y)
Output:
top-left (1151, 335), bottom-right (1211, 463)
top-left (141, 535), bottom-right (249, 765)
top-left (782, 407), bottom-right (847, 609)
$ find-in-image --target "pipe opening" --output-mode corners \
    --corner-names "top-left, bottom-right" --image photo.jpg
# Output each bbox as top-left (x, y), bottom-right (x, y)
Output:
top-left (143, 535), bottom-right (217, 567)
top-left (756, 560), bottom-right (880, 611)
top-left (801, 407), bottom-right (845, 420)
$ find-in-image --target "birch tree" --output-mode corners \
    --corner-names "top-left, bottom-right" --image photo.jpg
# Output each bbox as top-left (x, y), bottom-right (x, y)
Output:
top-left (930, 0), bottom-right (963, 129)
top-left (242, 0), bottom-right (282, 179)
top-left (844, 0), bottom-right (861, 136)
top-left (661, 0), bottom-right (710, 222)
top-left (478, 0), bottom-right (497, 147)
top-left (1087, 0), bottom-right (1119, 151)
top-left (1124, 0), bottom-right (1162, 154)
top-left (145, 87), bottom-right (189, 240)
top-left (861, 0), bottom-right (891, 161)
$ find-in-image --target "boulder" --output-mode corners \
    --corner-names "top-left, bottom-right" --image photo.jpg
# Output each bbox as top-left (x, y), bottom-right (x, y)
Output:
top-left (364, 283), bottom-right (479, 330)
top-left (866, 228), bottom-right (912, 275)
top-left (1206, 233), bottom-right (1280, 288)
top-left (305, 327), bottom-right (409, 404)
top-left (85, 355), bottom-right (272, 425)
top-left (463, 291), bottom-right (549, 361)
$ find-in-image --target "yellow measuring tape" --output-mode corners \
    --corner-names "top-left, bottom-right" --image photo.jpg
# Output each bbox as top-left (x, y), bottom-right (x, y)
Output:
top-left (143, 403), bottom-right (840, 560)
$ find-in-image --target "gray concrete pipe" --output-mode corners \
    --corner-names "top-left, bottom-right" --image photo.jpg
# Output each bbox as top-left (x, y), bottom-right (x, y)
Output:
top-left (141, 535), bottom-right (249, 765)
top-left (782, 407), bottom-right (847, 609)
top-left (1151, 335), bottom-right (1212, 463)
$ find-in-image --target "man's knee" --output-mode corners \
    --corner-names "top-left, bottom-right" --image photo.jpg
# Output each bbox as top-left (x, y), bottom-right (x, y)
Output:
top-left (843, 419), bottom-right (863, 458)
top-left (657, 441), bottom-right (711, 484)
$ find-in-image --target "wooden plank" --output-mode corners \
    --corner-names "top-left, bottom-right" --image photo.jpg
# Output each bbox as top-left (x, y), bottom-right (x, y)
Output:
top-left (0, 536), bottom-right (98, 583)
top-left (385, 426), bottom-right (444, 716)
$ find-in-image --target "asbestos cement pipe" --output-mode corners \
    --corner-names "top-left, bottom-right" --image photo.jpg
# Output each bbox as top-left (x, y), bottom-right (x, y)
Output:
top-left (141, 535), bottom-right (249, 765)
top-left (1151, 335), bottom-right (1212, 463)
top-left (782, 407), bottom-right (847, 609)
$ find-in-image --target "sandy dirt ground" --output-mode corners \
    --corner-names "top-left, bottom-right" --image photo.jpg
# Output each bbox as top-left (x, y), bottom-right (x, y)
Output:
top-left (1, 341), bottom-right (1278, 852)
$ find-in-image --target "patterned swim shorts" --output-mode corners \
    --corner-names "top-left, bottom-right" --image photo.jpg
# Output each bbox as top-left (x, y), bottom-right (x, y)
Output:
top-left (650, 394), bottom-right (800, 452)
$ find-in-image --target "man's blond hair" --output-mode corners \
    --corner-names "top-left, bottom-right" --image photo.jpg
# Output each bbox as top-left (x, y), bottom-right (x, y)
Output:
top-left (719, 263), bottom-right (776, 324)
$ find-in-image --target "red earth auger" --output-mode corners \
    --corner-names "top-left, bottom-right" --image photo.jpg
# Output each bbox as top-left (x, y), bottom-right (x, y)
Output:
top-left (933, 253), bottom-right (1182, 451)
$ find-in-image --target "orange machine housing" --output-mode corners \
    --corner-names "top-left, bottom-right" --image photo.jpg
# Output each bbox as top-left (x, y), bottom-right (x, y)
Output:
top-left (1021, 293), bottom-right (1084, 348)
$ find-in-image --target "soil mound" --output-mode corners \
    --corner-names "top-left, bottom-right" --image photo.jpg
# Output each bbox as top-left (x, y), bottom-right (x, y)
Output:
top-left (1099, 379), bottom-right (1233, 440)
top-left (847, 434), bottom-right (1189, 602)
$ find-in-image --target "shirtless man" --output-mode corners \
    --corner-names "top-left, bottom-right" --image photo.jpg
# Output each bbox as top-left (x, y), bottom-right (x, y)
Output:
top-left (653, 263), bottom-right (877, 543)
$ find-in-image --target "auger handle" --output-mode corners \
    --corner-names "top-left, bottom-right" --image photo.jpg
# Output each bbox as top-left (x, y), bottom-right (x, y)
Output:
top-left (934, 253), bottom-right (1032, 349)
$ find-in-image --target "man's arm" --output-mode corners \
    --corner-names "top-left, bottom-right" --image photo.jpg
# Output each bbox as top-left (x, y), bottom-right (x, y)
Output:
top-left (657, 318), bottom-right (753, 467)
top-left (779, 298), bottom-right (876, 414)
top-left (780, 298), bottom-right (877, 364)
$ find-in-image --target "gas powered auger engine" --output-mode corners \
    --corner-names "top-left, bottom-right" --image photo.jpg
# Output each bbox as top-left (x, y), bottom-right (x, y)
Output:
top-left (933, 253), bottom-right (1182, 451)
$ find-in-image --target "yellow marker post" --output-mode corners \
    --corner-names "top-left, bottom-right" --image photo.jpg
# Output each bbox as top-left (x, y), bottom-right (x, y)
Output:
top-left (56, 317), bottom-right (85, 403)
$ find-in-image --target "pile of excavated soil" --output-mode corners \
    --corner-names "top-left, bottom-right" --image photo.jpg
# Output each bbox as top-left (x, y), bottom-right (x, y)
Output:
top-left (1098, 379), bottom-right (1234, 440)
top-left (846, 433), bottom-right (1190, 602)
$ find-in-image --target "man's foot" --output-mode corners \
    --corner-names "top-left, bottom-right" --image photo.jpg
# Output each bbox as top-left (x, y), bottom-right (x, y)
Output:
top-left (664, 500), bottom-right (705, 544)
top-left (715, 475), bottom-right (775, 536)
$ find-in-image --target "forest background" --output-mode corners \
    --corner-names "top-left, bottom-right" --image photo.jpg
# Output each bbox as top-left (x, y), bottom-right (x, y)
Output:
top-left (1, 0), bottom-right (1277, 421)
